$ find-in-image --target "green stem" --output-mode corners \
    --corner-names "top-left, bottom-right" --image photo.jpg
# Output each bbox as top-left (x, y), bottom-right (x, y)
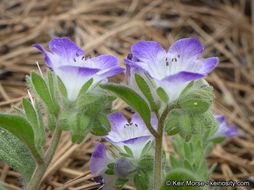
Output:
top-left (146, 122), bottom-right (159, 138)
top-left (154, 133), bottom-right (163, 190)
top-left (154, 105), bottom-right (176, 190)
top-left (26, 127), bottom-right (62, 190)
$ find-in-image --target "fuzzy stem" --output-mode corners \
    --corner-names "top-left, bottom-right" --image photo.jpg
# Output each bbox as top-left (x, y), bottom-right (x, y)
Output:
top-left (153, 105), bottom-right (176, 190)
top-left (26, 127), bottom-right (62, 190)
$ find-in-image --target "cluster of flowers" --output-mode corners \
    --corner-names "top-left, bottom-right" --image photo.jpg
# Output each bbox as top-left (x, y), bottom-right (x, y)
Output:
top-left (34, 37), bottom-right (238, 189)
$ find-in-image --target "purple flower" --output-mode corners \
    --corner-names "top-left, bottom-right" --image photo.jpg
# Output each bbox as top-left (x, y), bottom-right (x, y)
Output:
top-left (212, 115), bottom-right (238, 138)
top-left (89, 143), bottom-right (133, 189)
top-left (106, 112), bottom-right (157, 159)
top-left (33, 38), bottom-right (124, 101)
top-left (125, 38), bottom-right (218, 102)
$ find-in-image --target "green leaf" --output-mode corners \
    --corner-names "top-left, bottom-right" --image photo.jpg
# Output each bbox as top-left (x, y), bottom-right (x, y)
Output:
top-left (12, 106), bottom-right (25, 116)
top-left (167, 127), bottom-right (180, 136)
top-left (107, 163), bottom-right (115, 170)
top-left (161, 168), bottom-right (203, 190)
top-left (135, 73), bottom-right (157, 111)
top-left (105, 168), bottom-right (114, 175)
top-left (47, 110), bottom-right (57, 131)
top-left (165, 112), bottom-right (180, 136)
top-left (141, 140), bottom-right (154, 156)
top-left (124, 145), bottom-right (134, 158)
top-left (57, 76), bottom-right (67, 98)
top-left (22, 98), bottom-right (45, 151)
top-left (134, 170), bottom-right (149, 190)
top-left (0, 113), bottom-right (42, 163)
top-left (115, 178), bottom-right (128, 186)
top-left (46, 69), bottom-right (59, 107)
top-left (31, 72), bottom-right (59, 116)
top-left (70, 114), bottom-right (91, 144)
top-left (184, 159), bottom-right (193, 171)
top-left (179, 81), bottom-right (194, 97)
top-left (156, 87), bottom-right (169, 103)
top-left (34, 100), bottom-right (46, 146)
top-left (77, 78), bottom-right (93, 98)
top-left (170, 154), bottom-right (182, 168)
top-left (178, 83), bottom-right (213, 114)
top-left (0, 128), bottom-right (36, 184)
top-left (100, 84), bottom-right (151, 125)
top-left (179, 99), bottom-right (211, 113)
top-left (210, 137), bottom-right (226, 143)
top-left (179, 113), bottom-right (192, 142)
top-left (90, 113), bottom-right (111, 137)
top-left (25, 75), bottom-right (36, 93)
top-left (119, 152), bottom-right (131, 158)
top-left (138, 155), bottom-right (154, 170)
top-left (191, 115), bottom-right (202, 134)
top-left (184, 143), bottom-right (192, 161)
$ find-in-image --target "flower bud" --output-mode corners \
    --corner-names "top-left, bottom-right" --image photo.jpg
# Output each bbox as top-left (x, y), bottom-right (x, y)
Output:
top-left (114, 158), bottom-right (132, 178)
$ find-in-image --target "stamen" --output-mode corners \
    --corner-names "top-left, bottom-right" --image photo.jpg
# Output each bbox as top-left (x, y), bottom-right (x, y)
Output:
top-left (165, 58), bottom-right (169, 66)
top-left (81, 56), bottom-right (85, 60)
top-left (135, 123), bottom-right (138, 127)
top-left (172, 58), bottom-right (177, 62)
top-left (73, 58), bottom-right (76, 62)
top-left (177, 54), bottom-right (180, 58)
top-left (76, 53), bottom-right (79, 57)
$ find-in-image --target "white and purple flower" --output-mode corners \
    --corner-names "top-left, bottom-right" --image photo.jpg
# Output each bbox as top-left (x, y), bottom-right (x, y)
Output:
top-left (212, 115), bottom-right (238, 138)
top-left (89, 142), bottom-right (118, 190)
top-left (89, 112), bottom-right (157, 189)
top-left (125, 38), bottom-right (218, 102)
top-left (33, 38), bottom-right (124, 101)
top-left (106, 112), bottom-right (157, 159)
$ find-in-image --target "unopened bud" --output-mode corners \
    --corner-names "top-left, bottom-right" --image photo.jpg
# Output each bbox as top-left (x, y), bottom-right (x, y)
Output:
top-left (114, 158), bottom-right (132, 178)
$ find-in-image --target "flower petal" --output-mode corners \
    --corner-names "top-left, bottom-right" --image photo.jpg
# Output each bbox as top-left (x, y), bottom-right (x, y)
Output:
top-left (162, 71), bottom-right (204, 83)
top-left (131, 41), bottom-right (166, 63)
top-left (195, 57), bottom-right (219, 74)
top-left (56, 65), bottom-right (100, 101)
top-left (168, 37), bottom-right (204, 60)
top-left (212, 114), bottom-right (238, 138)
top-left (132, 112), bottom-right (158, 131)
top-left (32, 44), bottom-right (53, 68)
top-left (157, 72), bottom-right (203, 102)
top-left (88, 55), bottom-right (119, 69)
top-left (124, 58), bottom-right (152, 78)
top-left (89, 142), bottom-right (114, 176)
top-left (97, 67), bottom-right (125, 78)
top-left (49, 38), bottom-right (85, 59)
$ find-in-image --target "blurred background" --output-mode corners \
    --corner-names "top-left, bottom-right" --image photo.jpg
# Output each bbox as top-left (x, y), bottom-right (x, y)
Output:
top-left (0, 0), bottom-right (254, 189)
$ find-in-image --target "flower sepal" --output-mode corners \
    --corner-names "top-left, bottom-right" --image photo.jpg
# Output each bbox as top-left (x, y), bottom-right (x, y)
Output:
top-left (68, 113), bottom-right (91, 143)
top-left (178, 79), bottom-right (213, 114)
top-left (210, 136), bottom-right (226, 143)
top-left (27, 71), bottom-right (60, 117)
top-left (134, 73), bottom-right (159, 112)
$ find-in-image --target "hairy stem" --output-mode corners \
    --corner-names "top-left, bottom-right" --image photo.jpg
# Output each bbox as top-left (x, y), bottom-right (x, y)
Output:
top-left (26, 127), bottom-right (62, 190)
top-left (154, 105), bottom-right (175, 190)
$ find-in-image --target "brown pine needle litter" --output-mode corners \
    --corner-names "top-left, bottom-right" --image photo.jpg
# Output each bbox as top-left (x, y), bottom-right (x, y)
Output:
top-left (0, 0), bottom-right (254, 189)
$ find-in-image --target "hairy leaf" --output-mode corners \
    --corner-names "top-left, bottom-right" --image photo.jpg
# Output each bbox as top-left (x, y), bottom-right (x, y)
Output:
top-left (0, 128), bottom-right (36, 184)
top-left (101, 84), bottom-right (151, 125)
top-left (135, 73), bottom-right (157, 111)
top-left (0, 113), bottom-right (42, 162)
